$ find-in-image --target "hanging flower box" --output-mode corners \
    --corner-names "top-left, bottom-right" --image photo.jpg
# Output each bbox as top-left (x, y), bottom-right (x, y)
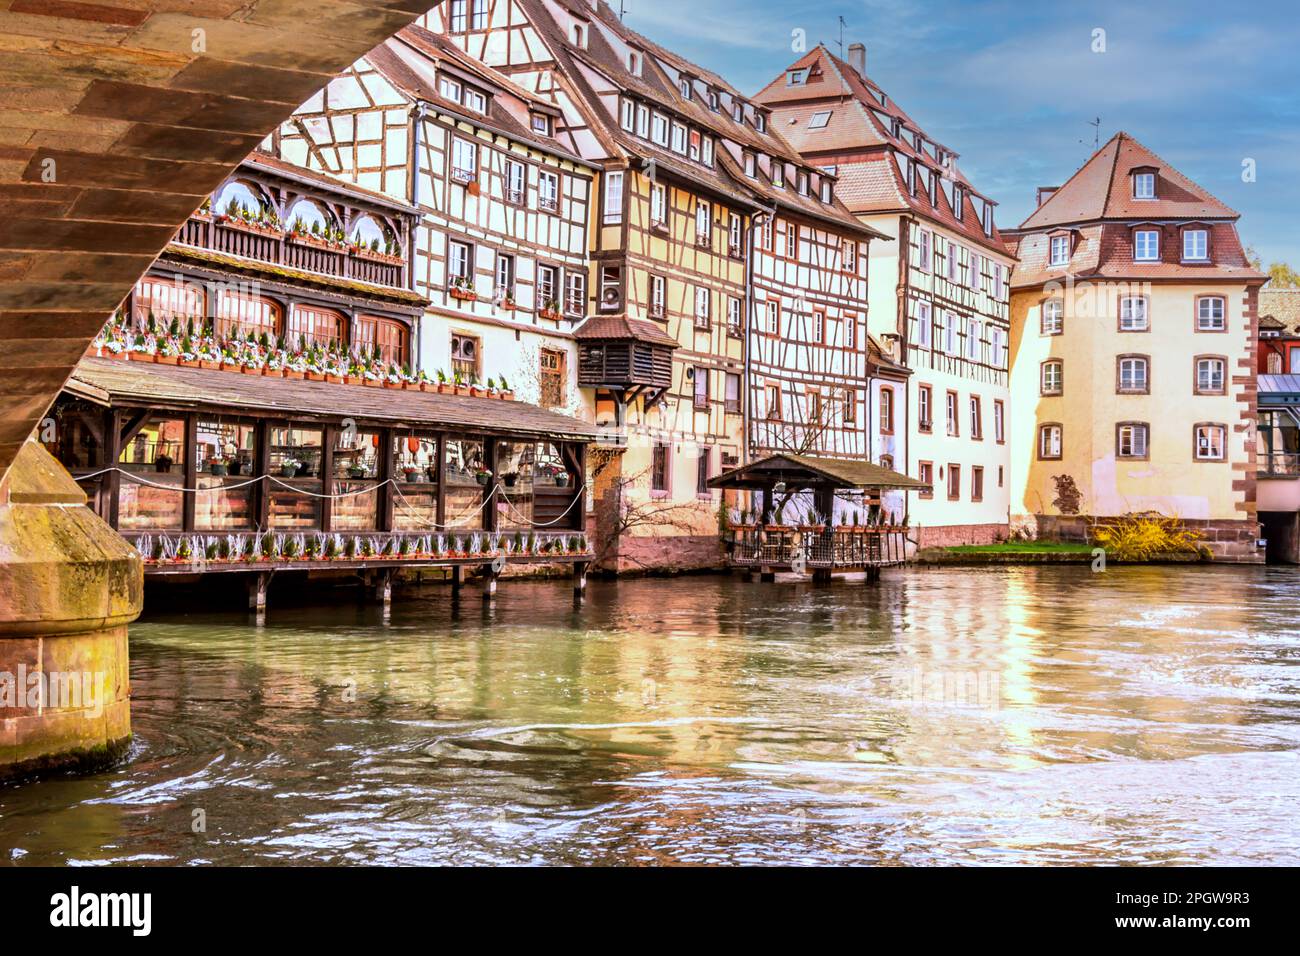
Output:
top-left (469, 385), bottom-right (486, 398)
top-left (288, 232), bottom-right (345, 252)
top-left (454, 384), bottom-right (471, 397)
top-left (363, 376), bottom-right (382, 388)
top-left (539, 308), bottom-right (562, 322)
top-left (351, 247), bottom-right (405, 266)
top-left (449, 286), bottom-right (477, 302)
top-left (216, 216), bottom-right (283, 239)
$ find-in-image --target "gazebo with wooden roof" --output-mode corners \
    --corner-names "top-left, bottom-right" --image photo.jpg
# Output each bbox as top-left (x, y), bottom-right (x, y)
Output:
top-left (708, 454), bottom-right (931, 581)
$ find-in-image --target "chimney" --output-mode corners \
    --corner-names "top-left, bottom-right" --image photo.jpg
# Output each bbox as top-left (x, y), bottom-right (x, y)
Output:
top-left (848, 43), bottom-right (866, 78)
top-left (1036, 186), bottom-right (1059, 207)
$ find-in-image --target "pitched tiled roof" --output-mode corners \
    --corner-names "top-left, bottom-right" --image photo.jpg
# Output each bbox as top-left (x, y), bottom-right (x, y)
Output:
top-left (1020, 132), bottom-right (1240, 229)
top-left (708, 453), bottom-right (930, 491)
top-left (573, 314), bottom-right (680, 348)
top-left (754, 45), bottom-right (1011, 257)
top-left (1261, 289), bottom-right (1300, 332)
top-left (70, 358), bottom-right (598, 441)
top-left (244, 152), bottom-right (419, 215)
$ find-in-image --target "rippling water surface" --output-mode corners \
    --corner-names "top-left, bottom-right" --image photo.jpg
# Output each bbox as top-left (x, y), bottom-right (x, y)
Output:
top-left (2, 566), bottom-right (1298, 866)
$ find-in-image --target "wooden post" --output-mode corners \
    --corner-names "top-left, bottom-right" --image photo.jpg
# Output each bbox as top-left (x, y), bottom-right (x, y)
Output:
top-left (255, 421), bottom-right (271, 530)
top-left (450, 564), bottom-right (463, 594)
top-left (182, 413), bottom-right (197, 532)
top-left (482, 565), bottom-right (499, 602)
top-left (435, 433), bottom-right (447, 530)
top-left (320, 424), bottom-right (335, 532)
top-left (249, 571), bottom-right (270, 613)
top-left (483, 437), bottom-right (499, 533)
top-left (379, 427), bottom-right (395, 532)
top-left (573, 560), bottom-right (588, 602)
top-left (372, 567), bottom-right (393, 607)
top-left (106, 409), bottom-right (122, 530)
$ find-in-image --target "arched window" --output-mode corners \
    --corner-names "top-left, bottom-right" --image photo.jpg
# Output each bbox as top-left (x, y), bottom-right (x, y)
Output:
top-left (133, 276), bottom-right (205, 330)
top-left (287, 199), bottom-right (334, 236)
top-left (356, 315), bottom-right (409, 367)
top-left (216, 290), bottom-right (282, 342)
top-left (349, 214), bottom-right (390, 251)
top-left (215, 180), bottom-right (267, 219)
top-left (288, 304), bottom-right (347, 352)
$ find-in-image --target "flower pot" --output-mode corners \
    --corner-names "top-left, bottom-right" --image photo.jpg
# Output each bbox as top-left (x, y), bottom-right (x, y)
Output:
top-left (155, 354), bottom-right (179, 366)
top-left (326, 374), bottom-right (344, 384)
top-left (475, 474), bottom-right (489, 486)
top-left (179, 358), bottom-right (200, 368)
top-left (209, 463), bottom-right (228, 476)
top-left (200, 360), bottom-right (221, 370)
top-left (469, 386), bottom-right (485, 398)
top-left (454, 386), bottom-right (470, 397)
top-left (499, 391), bottom-right (515, 401)
top-left (306, 371), bottom-right (326, 382)
top-left (555, 475), bottom-right (570, 488)
top-left (284, 370), bottom-right (305, 380)
top-left (241, 364), bottom-right (262, 375)
top-left (503, 476), bottom-right (517, 488)
top-left (280, 465), bottom-right (298, 478)
top-left (349, 469), bottom-right (368, 480)
top-left (404, 471), bottom-right (422, 483)
top-left (384, 381), bottom-right (403, 390)
top-left (363, 378), bottom-right (381, 388)
top-left (436, 383), bottom-right (450, 394)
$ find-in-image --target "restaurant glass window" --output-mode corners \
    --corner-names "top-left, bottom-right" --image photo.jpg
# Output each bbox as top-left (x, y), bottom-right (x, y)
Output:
top-left (496, 441), bottom-right (536, 530)
top-left (117, 416), bottom-right (187, 531)
top-left (445, 438), bottom-right (487, 531)
top-left (288, 305), bottom-right (347, 352)
top-left (330, 427), bottom-right (381, 531)
top-left (194, 419), bottom-right (256, 531)
top-left (132, 276), bottom-right (205, 331)
top-left (268, 426), bottom-right (323, 530)
top-left (217, 290), bottom-right (282, 341)
top-left (393, 433), bottom-right (440, 531)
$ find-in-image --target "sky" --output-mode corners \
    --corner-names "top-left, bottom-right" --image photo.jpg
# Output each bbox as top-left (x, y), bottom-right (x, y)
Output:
top-left (617, 0), bottom-right (1300, 266)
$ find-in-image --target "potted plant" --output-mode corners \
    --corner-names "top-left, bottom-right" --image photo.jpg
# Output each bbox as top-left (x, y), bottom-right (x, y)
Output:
top-left (453, 372), bottom-right (470, 397)
top-left (280, 458), bottom-right (303, 479)
top-left (403, 465), bottom-right (423, 483)
top-left (474, 467), bottom-right (492, 486)
top-left (208, 456), bottom-right (228, 477)
top-left (449, 276), bottom-right (476, 301)
top-left (554, 470), bottom-right (570, 489)
top-left (539, 298), bottom-right (561, 322)
top-left (435, 369), bottom-right (449, 394)
top-left (501, 471), bottom-right (519, 489)
top-left (497, 376), bottom-right (514, 401)
top-left (348, 464), bottom-right (369, 480)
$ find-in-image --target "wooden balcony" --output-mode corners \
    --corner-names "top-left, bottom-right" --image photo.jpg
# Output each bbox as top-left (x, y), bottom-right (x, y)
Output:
top-left (726, 527), bottom-right (909, 571)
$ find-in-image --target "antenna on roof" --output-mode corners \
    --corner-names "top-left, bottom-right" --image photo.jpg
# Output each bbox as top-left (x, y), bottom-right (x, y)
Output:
top-left (619, 0), bottom-right (627, 21)
top-left (836, 16), bottom-right (847, 58)
top-left (1079, 116), bottom-right (1101, 151)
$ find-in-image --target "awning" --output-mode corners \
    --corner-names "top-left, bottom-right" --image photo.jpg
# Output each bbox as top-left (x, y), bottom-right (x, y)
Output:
top-left (68, 357), bottom-right (598, 442)
top-left (1259, 374), bottom-right (1300, 407)
top-left (707, 453), bottom-right (931, 492)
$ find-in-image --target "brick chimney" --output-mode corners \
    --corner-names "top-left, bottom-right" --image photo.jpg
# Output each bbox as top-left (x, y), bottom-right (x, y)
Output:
top-left (848, 43), bottom-right (866, 78)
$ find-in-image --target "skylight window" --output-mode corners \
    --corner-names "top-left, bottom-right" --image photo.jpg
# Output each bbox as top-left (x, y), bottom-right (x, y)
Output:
top-left (808, 110), bottom-right (832, 130)
top-left (787, 69), bottom-right (809, 86)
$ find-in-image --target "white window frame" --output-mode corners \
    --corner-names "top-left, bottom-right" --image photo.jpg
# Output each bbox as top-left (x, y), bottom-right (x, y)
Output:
top-left (604, 171), bottom-right (624, 225)
top-left (1119, 356), bottom-right (1148, 392)
top-left (1118, 423), bottom-right (1149, 458)
top-left (1196, 425), bottom-right (1226, 461)
top-left (1120, 296), bottom-right (1150, 331)
top-left (538, 170), bottom-right (559, 212)
top-left (1184, 228), bottom-right (1209, 261)
top-left (1042, 360), bottom-right (1063, 395)
top-left (1197, 296), bottom-right (1226, 331)
top-left (1133, 172), bottom-right (1156, 199)
top-left (1197, 358), bottom-right (1226, 393)
top-left (1135, 229), bottom-right (1160, 262)
top-left (1050, 235), bottom-right (1069, 266)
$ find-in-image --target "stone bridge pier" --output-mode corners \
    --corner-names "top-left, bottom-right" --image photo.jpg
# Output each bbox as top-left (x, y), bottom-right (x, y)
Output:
top-left (0, 0), bottom-right (434, 778)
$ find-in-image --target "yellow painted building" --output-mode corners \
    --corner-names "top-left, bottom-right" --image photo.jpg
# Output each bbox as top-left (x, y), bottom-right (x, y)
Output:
top-left (1004, 133), bottom-right (1268, 561)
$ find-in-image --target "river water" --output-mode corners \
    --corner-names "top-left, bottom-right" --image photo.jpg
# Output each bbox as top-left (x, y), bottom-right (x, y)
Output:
top-left (2, 566), bottom-right (1297, 866)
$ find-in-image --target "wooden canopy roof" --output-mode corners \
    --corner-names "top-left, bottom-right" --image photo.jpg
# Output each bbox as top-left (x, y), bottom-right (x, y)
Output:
top-left (68, 358), bottom-right (598, 442)
top-left (708, 454), bottom-right (930, 492)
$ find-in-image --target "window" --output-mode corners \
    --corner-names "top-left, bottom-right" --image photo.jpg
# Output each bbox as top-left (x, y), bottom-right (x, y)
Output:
top-left (880, 386), bottom-right (894, 434)
top-left (843, 389), bottom-right (857, 424)
top-left (538, 265), bottom-right (559, 313)
top-left (470, 0), bottom-right (488, 28)
top-left (728, 213), bottom-right (742, 256)
top-left (766, 301), bottom-right (779, 335)
top-left (843, 239), bottom-right (857, 273)
top-left (696, 448), bottom-right (712, 495)
top-left (679, 76), bottom-right (692, 98)
top-left (724, 373), bottom-right (741, 414)
top-left (918, 461), bottom-right (934, 499)
top-left (787, 69), bottom-right (809, 86)
top-left (356, 316), bottom-right (408, 367)
top-left (695, 199), bottom-right (711, 245)
top-left (1119, 296), bottom-right (1149, 331)
top-left (604, 171), bottom-right (624, 224)
top-left (971, 466), bottom-right (984, 502)
top-left (744, 152), bottom-right (756, 178)
top-left (450, 332), bottom-right (479, 381)
top-left (772, 162), bottom-right (784, 188)
top-left (571, 20), bottom-right (588, 48)
top-left (287, 304), bottom-right (345, 351)
top-left (1050, 235), bottom-right (1070, 266)
top-left (216, 290), bottom-right (280, 341)
top-left (635, 104), bottom-right (649, 138)
top-left (760, 217), bottom-right (773, 251)
top-left (504, 160), bottom-right (525, 205)
top-left (918, 384), bottom-right (933, 432)
top-left (755, 111), bottom-right (767, 133)
top-left (599, 265), bottom-right (622, 312)
top-left (969, 396), bottom-right (983, 439)
top-left (946, 390), bottom-right (959, 436)
top-left (1118, 355), bottom-right (1149, 393)
top-left (1041, 360), bottom-right (1063, 395)
top-left (628, 50), bottom-right (643, 76)
top-left (947, 464), bottom-right (961, 501)
top-left (538, 170), bottom-right (559, 211)
top-left (1133, 172), bottom-right (1156, 199)
top-left (915, 301), bottom-right (932, 349)
top-left (448, 0), bottom-right (467, 31)
top-left (650, 183), bottom-right (668, 227)
top-left (1196, 356), bottom-right (1227, 394)
top-left (671, 122), bottom-right (687, 154)
top-left (451, 137), bottom-right (477, 183)
top-left (918, 229), bottom-right (932, 271)
top-left (820, 179), bottom-right (833, 203)
top-left (651, 443), bottom-right (670, 492)
top-left (809, 110), bottom-right (831, 129)
top-left (531, 113), bottom-right (552, 136)
top-left (1042, 298), bottom-right (1064, 335)
top-left (965, 318), bottom-right (981, 361)
top-left (992, 263), bottom-right (1003, 299)
top-left (689, 130), bottom-right (702, 162)
top-left (565, 271), bottom-right (586, 316)
top-left (649, 274), bottom-right (666, 318)
top-left (1135, 228), bottom-right (1160, 262)
top-left (463, 88), bottom-right (487, 114)
top-left (727, 296), bottom-right (742, 335)
top-left (785, 223), bottom-right (797, 259)
top-left (693, 367), bottom-right (709, 410)
top-left (1117, 423), bottom-right (1149, 459)
top-left (765, 383), bottom-right (782, 420)
top-left (495, 253), bottom-right (515, 300)
top-left (448, 240), bottom-right (473, 284)
top-left (946, 241), bottom-right (960, 281)
top-left (1195, 423), bottom-right (1226, 461)
top-left (811, 310), bottom-right (825, 343)
top-left (844, 312), bottom-right (856, 350)
top-left (969, 252), bottom-right (982, 291)
top-left (651, 112), bottom-right (668, 146)
top-left (1039, 424), bottom-right (1062, 460)
top-left (1197, 296), bottom-right (1226, 331)
top-left (694, 286), bottom-right (711, 327)
top-left (797, 171), bottom-right (809, 196)
top-left (942, 310), bottom-right (959, 355)
top-left (1184, 229), bottom-right (1209, 261)
top-left (807, 390), bottom-right (823, 422)
top-left (620, 99), bottom-right (635, 132)
top-left (439, 75), bottom-right (463, 102)
top-left (993, 400), bottom-right (1005, 444)
top-left (539, 348), bottom-right (566, 407)
top-left (989, 326), bottom-right (1007, 368)
top-left (708, 89), bottom-right (720, 112)
top-left (132, 276), bottom-right (205, 329)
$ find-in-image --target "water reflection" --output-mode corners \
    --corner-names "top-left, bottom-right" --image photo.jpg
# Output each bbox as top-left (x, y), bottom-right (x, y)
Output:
top-left (1, 566), bottom-right (1297, 865)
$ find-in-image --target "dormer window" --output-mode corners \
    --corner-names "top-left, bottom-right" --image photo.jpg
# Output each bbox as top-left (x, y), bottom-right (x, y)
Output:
top-left (743, 152), bottom-right (756, 178)
top-left (771, 162), bottom-right (784, 188)
top-left (1134, 228), bottom-right (1160, 262)
top-left (820, 179), bottom-right (833, 203)
top-left (708, 89), bottom-right (720, 111)
top-left (755, 111), bottom-right (768, 133)
top-left (678, 77), bottom-right (692, 99)
top-left (1133, 171), bottom-right (1156, 199)
top-left (1183, 228), bottom-right (1209, 262)
top-left (572, 20), bottom-right (588, 48)
top-left (628, 50), bottom-right (643, 75)
top-left (982, 204), bottom-right (994, 237)
top-left (439, 76), bottom-right (462, 101)
top-left (733, 102), bottom-right (744, 123)
top-left (463, 88), bottom-right (487, 114)
top-left (787, 68), bottom-right (809, 86)
top-left (953, 184), bottom-right (963, 220)
top-left (797, 171), bottom-right (809, 196)
top-left (531, 112), bottom-right (552, 136)
top-left (1049, 234), bottom-right (1070, 266)
top-left (701, 136), bottom-right (714, 167)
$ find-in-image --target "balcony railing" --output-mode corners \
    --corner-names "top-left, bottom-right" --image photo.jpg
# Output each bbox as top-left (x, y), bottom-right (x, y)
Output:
top-left (1260, 452), bottom-right (1300, 477)
top-left (725, 527), bottom-right (910, 570)
top-left (173, 216), bottom-right (406, 290)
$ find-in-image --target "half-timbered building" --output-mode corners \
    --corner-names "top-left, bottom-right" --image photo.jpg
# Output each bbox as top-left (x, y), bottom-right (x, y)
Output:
top-left (756, 43), bottom-right (1014, 546)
